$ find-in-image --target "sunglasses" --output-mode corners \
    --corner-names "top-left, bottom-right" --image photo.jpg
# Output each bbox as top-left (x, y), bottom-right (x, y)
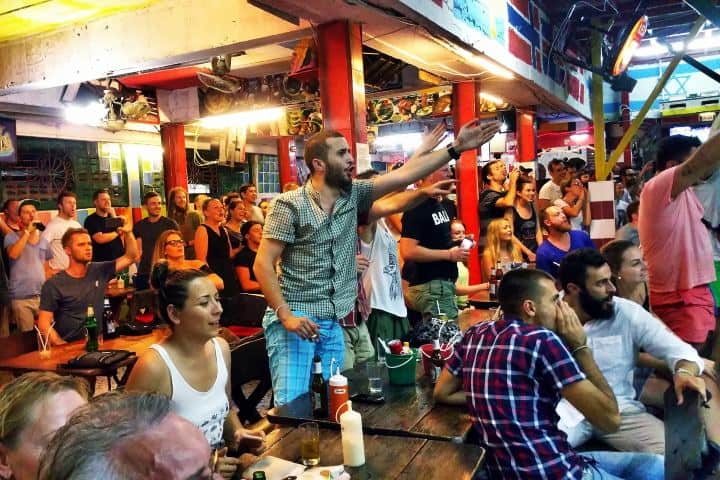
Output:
top-left (165, 239), bottom-right (185, 247)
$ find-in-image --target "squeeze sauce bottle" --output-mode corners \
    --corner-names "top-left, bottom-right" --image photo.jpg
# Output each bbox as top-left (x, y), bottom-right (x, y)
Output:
top-left (329, 363), bottom-right (349, 423)
top-left (340, 401), bottom-right (365, 467)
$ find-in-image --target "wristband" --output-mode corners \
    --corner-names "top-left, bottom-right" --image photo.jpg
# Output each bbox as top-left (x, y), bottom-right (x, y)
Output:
top-left (675, 367), bottom-right (696, 377)
top-left (447, 144), bottom-right (461, 160)
top-left (274, 303), bottom-right (290, 316)
top-left (571, 344), bottom-right (590, 356)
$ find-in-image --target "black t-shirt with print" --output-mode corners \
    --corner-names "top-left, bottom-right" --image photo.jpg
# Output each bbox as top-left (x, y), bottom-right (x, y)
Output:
top-left (401, 198), bottom-right (457, 286)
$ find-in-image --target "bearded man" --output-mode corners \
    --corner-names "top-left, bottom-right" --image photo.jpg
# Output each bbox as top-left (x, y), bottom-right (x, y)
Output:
top-left (254, 122), bottom-right (500, 405)
top-left (556, 248), bottom-right (707, 458)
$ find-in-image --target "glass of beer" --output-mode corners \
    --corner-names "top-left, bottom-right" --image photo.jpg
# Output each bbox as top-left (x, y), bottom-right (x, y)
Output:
top-left (299, 422), bottom-right (320, 466)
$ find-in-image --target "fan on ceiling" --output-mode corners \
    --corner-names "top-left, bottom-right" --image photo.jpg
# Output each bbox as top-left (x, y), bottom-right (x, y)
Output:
top-left (197, 54), bottom-right (244, 94)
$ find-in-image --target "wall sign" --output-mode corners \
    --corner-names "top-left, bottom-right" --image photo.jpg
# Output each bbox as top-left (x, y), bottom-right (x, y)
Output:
top-left (0, 118), bottom-right (17, 164)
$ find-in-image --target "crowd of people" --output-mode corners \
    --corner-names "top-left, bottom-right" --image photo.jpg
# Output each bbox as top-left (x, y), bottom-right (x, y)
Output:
top-left (2, 117), bottom-right (720, 479)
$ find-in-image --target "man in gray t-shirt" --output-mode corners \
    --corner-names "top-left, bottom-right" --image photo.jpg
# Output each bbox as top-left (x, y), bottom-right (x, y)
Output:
top-left (40, 262), bottom-right (116, 341)
top-left (38, 225), bottom-right (138, 344)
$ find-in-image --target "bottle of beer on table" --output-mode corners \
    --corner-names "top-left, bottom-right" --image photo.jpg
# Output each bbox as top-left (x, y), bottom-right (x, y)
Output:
top-left (495, 260), bottom-right (504, 287)
top-left (252, 472), bottom-right (267, 480)
top-left (85, 306), bottom-right (99, 352)
top-left (489, 267), bottom-right (498, 300)
top-left (102, 297), bottom-right (119, 340)
top-left (311, 355), bottom-right (328, 418)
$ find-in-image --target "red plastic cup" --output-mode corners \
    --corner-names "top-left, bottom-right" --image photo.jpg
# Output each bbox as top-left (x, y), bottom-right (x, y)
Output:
top-left (388, 340), bottom-right (403, 355)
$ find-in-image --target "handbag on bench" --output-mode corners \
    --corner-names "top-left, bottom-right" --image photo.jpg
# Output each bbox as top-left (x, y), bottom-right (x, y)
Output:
top-left (63, 350), bottom-right (134, 369)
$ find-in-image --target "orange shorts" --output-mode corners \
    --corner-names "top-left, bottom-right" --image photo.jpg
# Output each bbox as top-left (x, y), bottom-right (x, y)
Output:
top-left (651, 286), bottom-right (716, 344)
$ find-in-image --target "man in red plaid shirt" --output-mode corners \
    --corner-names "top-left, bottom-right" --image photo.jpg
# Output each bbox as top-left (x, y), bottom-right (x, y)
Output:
top-left (434, 269), bottom-right (663, 479)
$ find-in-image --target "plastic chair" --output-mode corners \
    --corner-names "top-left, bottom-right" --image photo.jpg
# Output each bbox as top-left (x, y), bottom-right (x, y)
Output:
top-left (230, 331), bottom-right (273, 424)
top-left (222, 293), bottom-right (267, 328)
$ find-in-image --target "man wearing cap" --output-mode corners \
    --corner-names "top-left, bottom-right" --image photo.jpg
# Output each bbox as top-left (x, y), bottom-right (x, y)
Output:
top-left (3, 199), bottom-right (52, 332)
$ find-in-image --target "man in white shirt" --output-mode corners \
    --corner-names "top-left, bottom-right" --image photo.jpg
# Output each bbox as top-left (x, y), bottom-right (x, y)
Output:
top-left (41, 191), bottom-right (81, 272)
top-left (556, 248), bottom-right (707, 456)
top-left (537, 159), bottom-right (567, 210)
top-left (239, 184), bottom-right (264, 224)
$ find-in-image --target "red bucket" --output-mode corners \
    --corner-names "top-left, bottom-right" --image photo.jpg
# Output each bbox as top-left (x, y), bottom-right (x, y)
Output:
top-left (420, 343), bottom-right (454, 376)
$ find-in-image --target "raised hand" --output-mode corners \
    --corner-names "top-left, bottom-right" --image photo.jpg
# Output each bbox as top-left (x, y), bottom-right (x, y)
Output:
top-left (421, 179), bottom-right (456, 198)
top-left (454, 120), bottom-right (501, 153)
top-left (414, 122), bottom-right (448, 157)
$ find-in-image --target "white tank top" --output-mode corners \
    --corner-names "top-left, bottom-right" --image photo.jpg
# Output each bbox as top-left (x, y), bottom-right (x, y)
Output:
top-left (150, 338), bottom-right (229, 448)
top-left (360, 219), bottom-right (407, 317)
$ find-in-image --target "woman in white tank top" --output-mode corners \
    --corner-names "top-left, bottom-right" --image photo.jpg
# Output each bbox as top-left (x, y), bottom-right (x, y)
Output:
top-left (126, 264), bottom-right (265, 478)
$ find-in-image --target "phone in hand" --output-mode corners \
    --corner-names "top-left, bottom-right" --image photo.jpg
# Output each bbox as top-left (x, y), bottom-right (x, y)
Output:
top-left (460, 238), bottom-right (475, 250)
top-left (350, 393), bottom-right (385, 404)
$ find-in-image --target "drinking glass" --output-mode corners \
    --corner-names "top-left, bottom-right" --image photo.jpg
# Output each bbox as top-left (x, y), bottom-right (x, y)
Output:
top-left (37, 330), bottom-right (51, 360)
top-left (299, 422), bottom-right (320, 466)
top-left (366, 361), bottom-right (383, 395)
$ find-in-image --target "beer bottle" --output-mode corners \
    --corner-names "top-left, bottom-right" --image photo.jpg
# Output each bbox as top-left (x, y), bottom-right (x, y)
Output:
top-left (85, 306), bottom-right (99, 352)
top-left (310, 355), bottom-right (328, 418)
top-left (252, 472), bottom-right (267, 480)
top-left (102, 297), bottom-right (119, 340)
top-left (495, 260), bottom-right (504, 285)
top-left (489, 267), bottom-right (498, 300)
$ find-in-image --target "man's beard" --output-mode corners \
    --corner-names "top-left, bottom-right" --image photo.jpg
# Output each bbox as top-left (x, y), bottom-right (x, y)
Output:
top-left (579, 289), bottom-right (614, 320)
top-left (327, 164), bottom-right (352, 193)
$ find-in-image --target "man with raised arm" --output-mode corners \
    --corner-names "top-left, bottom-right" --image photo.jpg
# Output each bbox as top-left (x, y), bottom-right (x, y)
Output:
top-left (254, 120), bottom-right (499, 405)
top-left (638, 125), bottom-right (720, 350)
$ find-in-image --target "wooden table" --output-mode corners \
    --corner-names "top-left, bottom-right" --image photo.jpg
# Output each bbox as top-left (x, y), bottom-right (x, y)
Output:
top-left (268, 360), bottom-right (473, 442)
top-left (105, 285), bottom-right (135, 298)
top-left (0, 328), bottom-right (168, 376)
top-left (468, 290), bottom-right (499, 309)
top-left (258, 426), bottom-right (485, 479)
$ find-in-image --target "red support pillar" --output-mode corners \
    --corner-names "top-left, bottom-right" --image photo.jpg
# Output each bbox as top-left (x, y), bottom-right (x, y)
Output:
top-left (277, 136), bottom-right (298, 187)
top-left (160, 123), bottom-right (188, 197)
top-left (516, 110), bottom-right (536, 163)
top-left (317, 20), bottom-right (367, 167)
top-left (453, 81), bottom-right (482, 283)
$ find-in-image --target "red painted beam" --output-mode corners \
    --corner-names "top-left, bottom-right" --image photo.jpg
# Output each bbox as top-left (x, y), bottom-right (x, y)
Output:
top-left (277, 136), bottom-right (298, 187)
top-left (160, 123), bottom-right (188, 197)
top-left (317, 20), bottom-right (367, 167)
top-left (453, 81), bottom-right (482, 283)
top-left (516, 110), bottom-right (536, 163)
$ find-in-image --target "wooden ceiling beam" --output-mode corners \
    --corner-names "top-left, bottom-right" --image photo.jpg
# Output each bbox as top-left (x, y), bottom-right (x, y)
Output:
top-left (0, 0), bottom-right (311, 96)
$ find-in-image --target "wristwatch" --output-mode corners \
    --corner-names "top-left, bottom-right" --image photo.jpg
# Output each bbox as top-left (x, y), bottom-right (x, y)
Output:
top-left (447, 144), bottom-right (461, 160)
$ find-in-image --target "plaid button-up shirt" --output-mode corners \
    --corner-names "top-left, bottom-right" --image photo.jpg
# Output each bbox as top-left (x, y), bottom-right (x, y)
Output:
top-left (446, 318), bottom-right (587, 479)
top-left (263, 179), bottom-right (374, 321)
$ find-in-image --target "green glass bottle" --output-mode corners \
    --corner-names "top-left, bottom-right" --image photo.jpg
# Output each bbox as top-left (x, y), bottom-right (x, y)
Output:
top-left (85, 306), bottom-right (99, 352)
top-left (252, 472), bottom-right (267, 480)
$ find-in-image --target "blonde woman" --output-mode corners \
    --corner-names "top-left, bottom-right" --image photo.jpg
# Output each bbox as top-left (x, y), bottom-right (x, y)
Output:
top-left (481, 218), bottom-right (523, 281)
top-left (152, 229), bottom-right (224, 292)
